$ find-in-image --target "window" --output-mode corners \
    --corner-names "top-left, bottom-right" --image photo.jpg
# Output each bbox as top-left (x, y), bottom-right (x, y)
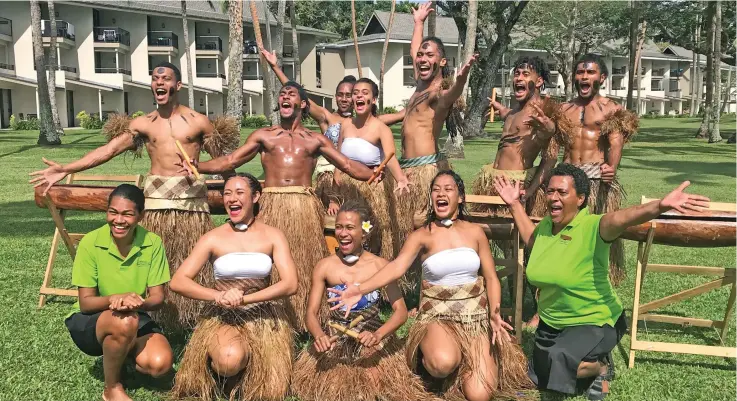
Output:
top-left (651, 79), bottom-right (664, 91)
top-left (316, 53), bottom-right (321, 88)
top-left (403, 69), bottom-right (415, 86)
top-left (669, 79), bottom-right (679, 92)
top-left (612, 77), bottom-right (625, 90)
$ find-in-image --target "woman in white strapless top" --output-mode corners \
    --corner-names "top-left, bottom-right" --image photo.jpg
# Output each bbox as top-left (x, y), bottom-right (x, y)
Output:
top-left (170, 173), bottom-right (298, 401)
top-left (329, 171), bottom-right (532, 401)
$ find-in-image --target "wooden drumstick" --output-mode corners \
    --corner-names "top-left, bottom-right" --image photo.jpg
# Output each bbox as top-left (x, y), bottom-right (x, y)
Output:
top-left (367, 152), bottom-right (395, 184)
top-left (489, 88), bottom-right (497, 123)
top-left (328, 322), bottom-right (360, 339)
top-left (175, 140), bottom-right (201, 180)
top-left (348, 315), bottom-right (364, 329)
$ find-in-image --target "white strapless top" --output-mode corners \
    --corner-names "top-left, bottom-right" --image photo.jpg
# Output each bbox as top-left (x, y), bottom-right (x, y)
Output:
top-left (341, 137), bottom-right (383, 166)
top-left (213, 252), bottom-right (273, 280)
top-left (422, 247), bottom-right (480, 286)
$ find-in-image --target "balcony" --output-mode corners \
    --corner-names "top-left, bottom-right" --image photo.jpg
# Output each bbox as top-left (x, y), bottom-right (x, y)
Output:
top-left (283, 44), bottom-right (294, 58)
top-left (670, 69), bottom-right (684, 78)
top-left (96, 67), bottom-right (131, 75)
top-left (612, 66), bottom-right (626, 75)
top-left (242, 71), bottom-right (264, 80)
top-left (0, 62), bottom-right (13, 75)
top-left (148, 31), bottom-right (179, 56)
top-left (0, 16), bottom-right (12, 43)
top-left (652, 68), bottom-right (666, 77)
top-left (196, 36), bottom-right (223, 58)
top-left (651, 79), bottom-right (664, 92)
top-left (93, 27), bottom-right (130, 52)
top-left (197, 72), bottom-right (225, 79)
top-left (41, 20), bottom-right (75, 48)
top-left (34, 63), bottom-right (78, 79)
top-left (403, 55), bottom-right (413, 67)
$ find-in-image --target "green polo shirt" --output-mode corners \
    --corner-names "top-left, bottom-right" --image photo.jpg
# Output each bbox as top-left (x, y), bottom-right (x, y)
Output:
top-left (526, 207), bottom-right (623, 329)
top-left (68, 224), bottom-right (170, 316)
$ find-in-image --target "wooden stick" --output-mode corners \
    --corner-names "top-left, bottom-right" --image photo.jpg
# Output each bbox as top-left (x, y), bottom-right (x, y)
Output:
top-left (489, 88), bottom-right (497, 123)
top-left (175, 140), bottom-right (201, 180)
top-left (328, 322), bottom-right (360, 339)
top-left (367, 152), bottom-right (395, 184)
top-left (348, 315), bottom-right (364, 329)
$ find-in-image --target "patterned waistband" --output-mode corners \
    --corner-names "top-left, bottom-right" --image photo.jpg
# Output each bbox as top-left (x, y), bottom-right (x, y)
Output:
top-left (262, 186), bottom-right (315, 195)
top-left (399, 153), bottom-right (446, 168)
top-left (575, 163), bottom-right (602, 179)
top-left (209, 277), bottom-right (273, 315)
top-left (480, 164), bottom-right (536, 183)
top-left (418, 277), bottom-right (488, 324)
top-left (142, 175), bottom-right (209, 212)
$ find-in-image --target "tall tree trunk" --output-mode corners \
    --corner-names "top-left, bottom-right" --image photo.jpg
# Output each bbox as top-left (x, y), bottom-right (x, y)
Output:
top-left (351, 0), bottom-right (363, 77)
top-left (275, 0), bottom-right (286, 122)
top-left (31, 0), bottom-right (59, 145)
top-left (695, 12), bottom-right (704, 114)
top-left (500, 53), bottom-right (507, 107)
top-left (226, 0), bottom-right (244, 119)
top-left (697, 1), bottom-right (715, 139)
top-left (47, 0), bottom-right (62, 133)
top-left (427, 1), bottom-right (436, 37)
top-left (689, 15), bottom-right (699, 116)
top-left (564, 0), bottom-right (577, 100)
top-left (379, 0), bottom-right (396, 112)
top-left (626, 0), bottom-right (638, 110)
top-left (460, 0), bottom-right (478, 104)
top-left (635, 21), bottom-right (647, 115)
top-left (264, 3), bottom-right (278, 124)
top-left (708, 0), bottom-right (722, 143)
top-left (182, 1), bottom-right (195, 109)
top-left (721, 68), bottom-right (732, 113)
top-left (290, 1), bottom-right (301, 83)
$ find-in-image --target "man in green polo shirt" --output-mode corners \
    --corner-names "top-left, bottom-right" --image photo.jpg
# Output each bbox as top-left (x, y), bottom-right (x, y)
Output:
top-left (64, 184), bottom-right (174, 401)
top-left (494, 163), bottom-right (709, 400)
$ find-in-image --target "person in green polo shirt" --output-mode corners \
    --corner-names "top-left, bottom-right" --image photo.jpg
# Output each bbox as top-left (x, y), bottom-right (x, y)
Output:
top-left (494, 163), bottom-right (709, 400)
top-left (64, 184), bottom-right (173, 401)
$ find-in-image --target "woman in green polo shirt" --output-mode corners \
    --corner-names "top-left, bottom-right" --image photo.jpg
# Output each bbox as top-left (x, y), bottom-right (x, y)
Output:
top-left (494, 163), bottom-right (709, 400)
top-left (64, 184), bottom-right (173, 401)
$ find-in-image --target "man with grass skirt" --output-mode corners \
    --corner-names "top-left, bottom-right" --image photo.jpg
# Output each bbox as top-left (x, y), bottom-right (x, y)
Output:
top-left (555, 54), bottom-right (639, 286)
top-left (389, 2), bottom-right (478, 292)
top-left (191, 81), bottom-right (375, 332)
top-left (30, 62), bottom-right (240, 330)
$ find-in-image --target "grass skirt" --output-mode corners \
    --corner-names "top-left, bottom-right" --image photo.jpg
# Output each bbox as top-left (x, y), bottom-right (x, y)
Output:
top-left (588, 177), bottom-right (626, 286)
top-left (292, 308), bottom-right (433, 401)
top-left (171, 303), bottom-right (293, 401)
top-left (388, 160), bottom-right (451, 292)
top-left (257, 187), bottom-right (329, 330)
top-left (336, 174), bottom-right (395, 260)
top-left (141, 210), bottom-right (214, 329)
top-left (406, 279), bottom-right (533, 400)
top-left (470, 165), bottom-right (546, 218)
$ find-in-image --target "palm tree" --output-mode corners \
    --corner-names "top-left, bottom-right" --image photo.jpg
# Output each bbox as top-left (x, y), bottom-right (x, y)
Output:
top-left (30, 0), bottom-right (59, 145)
top-left (263, 2), bottom-right (278, 124)
top-left (249, 0), bottom-right (273, 121)
top-left (427, 0), bottom-right (436, 37)
top-left (351, 0), bottom-right (362, 77)
top-left (708, 0), bottom-right (722, 143)
top-left (47, 0), bottom-right (63, 134)
top-left (290, 1), bottom-right (301, 83)
top-left (379, 0), bottom-right (396, 112)
top-left (182, 0), bottom-right (195, 109)
top-left (626, 0), bottom-right (638, 110)
top-left (697, 1), bottom-right (715, 139)
top-left (225, 0), bottom-right (244, 119)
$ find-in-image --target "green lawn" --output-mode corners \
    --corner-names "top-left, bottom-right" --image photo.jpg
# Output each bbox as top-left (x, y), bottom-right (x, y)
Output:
top-left (0, 116), bottom-right (735, 400)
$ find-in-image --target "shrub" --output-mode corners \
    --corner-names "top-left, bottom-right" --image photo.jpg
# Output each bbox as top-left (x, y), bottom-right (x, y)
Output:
top-left (381, 106), bottom-right (398, 115)
top-left (302, 114), bottom-right (318, 127)
top-left (241, 114), bottom-right (269, 128)
top-left (76, 110), bottom-right (104, 129)
top-left (131, 110), bottom-right (145, 118)
top-left (9, 114), bottom-right (39, 130)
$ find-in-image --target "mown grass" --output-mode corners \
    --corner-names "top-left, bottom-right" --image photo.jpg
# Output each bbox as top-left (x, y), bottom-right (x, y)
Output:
top-left (0, 116), bottom-right (734, 400)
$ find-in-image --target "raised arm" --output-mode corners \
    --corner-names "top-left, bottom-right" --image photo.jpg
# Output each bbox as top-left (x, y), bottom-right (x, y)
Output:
top-left (438, 54), bottom-right (478, 110)
top-left (262, 48), bottom-right (332, 126)
top-left (493, 175), bottom-right (537, 246)
top-left (378, 123), bottom-right (409, 193)
top-left (599, 181), bottom-right (709, 242)
top-left (319, 135), bottom-right (374, 181)
top-left (29, 124), bottom-right (138, 195)
top-left (377, 108), bottom-right (406, 126)
top-left (242, 228), bottom-right (298, 304)
top-left (410, 2), bottom-right (433, 81)
top-left (196, 128), bottom-right (263, 174)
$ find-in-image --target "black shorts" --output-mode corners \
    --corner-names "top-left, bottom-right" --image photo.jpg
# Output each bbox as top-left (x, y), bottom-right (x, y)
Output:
top-left (65, 311), bottom-right (163, 357)
top-left (528, 312), bottom-right (627, 395)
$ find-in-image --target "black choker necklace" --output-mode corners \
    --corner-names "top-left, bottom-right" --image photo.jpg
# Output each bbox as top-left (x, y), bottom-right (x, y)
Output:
top-left (228, 217), bottom-right (255, 232)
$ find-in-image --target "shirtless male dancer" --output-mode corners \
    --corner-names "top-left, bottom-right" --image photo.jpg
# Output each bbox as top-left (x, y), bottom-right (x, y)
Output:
top-left (556, 53), bottom-right (638, 286)
top-left (188, 81), bottom-right (375, 331)
top-left (261, 49), bottom-right (405, 215)
top-left (475, 56), bottom-right (558, 218)
top-left (30, 61), bottom-right (239, 328)
top-left (392, 2), bottom-right (478, 263)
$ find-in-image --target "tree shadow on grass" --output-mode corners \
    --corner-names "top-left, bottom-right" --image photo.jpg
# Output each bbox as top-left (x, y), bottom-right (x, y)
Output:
top-left (625, 159), bottom-right (736, 185)
top-left (0, 134), bottom-right (98, 159)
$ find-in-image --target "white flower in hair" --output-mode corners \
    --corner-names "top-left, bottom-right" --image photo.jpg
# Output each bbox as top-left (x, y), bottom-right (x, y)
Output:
top-left (362, 221), bottom-right (373, 233)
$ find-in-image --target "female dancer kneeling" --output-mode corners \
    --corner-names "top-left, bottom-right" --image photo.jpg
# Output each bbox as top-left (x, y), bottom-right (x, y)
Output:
top-left (329, 171), bottom-right (532, 401)
top-left (292, 200), bottom-right (430, 401)
top-left (334, 78), bottom-right (410, 260)
top-left (170, 173), bottom-right (297, 401)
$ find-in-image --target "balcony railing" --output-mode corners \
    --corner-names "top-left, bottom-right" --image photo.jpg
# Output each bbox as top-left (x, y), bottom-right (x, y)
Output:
top-left (612, 66), bottom-right (626, 75)
top-left (283, 44), bottom-right (294, 58)
top-left (0, 62), bottom-right (13, 70)
top-left (148, 31), bottom-right (179, 48)
top-left (197, 72), bottom-right (226, 79)
top-left (651, 79), bottom-right (664, 91)
top-left (243, 40), bottom-right (258, 55)
top-left (96, 67), bottom-right (131, 75)
top-left (196, 36), bottom-right (222, 51)
top-left (652, 68), bottom-right (666, 77)
top-left (94, 27), bottom-right (130, 46)
top-left (242, 72), bottom-right (264, 80)
top-left (34, 63), bottom-right (77, 73)
top-left (41, 20), bottom-right (75, 40)
top-left (0, 16), bottom-right (12, 37)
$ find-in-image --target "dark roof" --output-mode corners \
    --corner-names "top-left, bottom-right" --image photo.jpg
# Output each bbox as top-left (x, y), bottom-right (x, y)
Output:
top-left (324, 11), bottom-right (459, 48)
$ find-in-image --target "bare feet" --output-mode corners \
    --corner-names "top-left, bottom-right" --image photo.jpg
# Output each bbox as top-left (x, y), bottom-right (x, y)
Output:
top-left (102, 384), bottom-right (132, 401)
top-left (523, 313), bottom-right (540, 329)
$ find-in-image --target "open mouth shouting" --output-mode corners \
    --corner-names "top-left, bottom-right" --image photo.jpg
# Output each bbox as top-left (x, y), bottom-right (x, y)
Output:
top-left (549, 202), bottom-right (563, 219)
top-left (435, 198), bottom-right (450, 215)
top-left (279, 100), bottom-right (294, 116)
top-left (513, 81), bottom-right (528, 100)
top-left (354, 99), bottom-right (367, 113)
top-left (154, 87), bottom-right (169, 103)
top-left (417, 63), bottom-right (433, 79)
top-left (227, 203), bottom-right (243, 220)
top-left (578, 81), bottom-right (592, 97)
top-left (338, 236), bottom-right (356, 254)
